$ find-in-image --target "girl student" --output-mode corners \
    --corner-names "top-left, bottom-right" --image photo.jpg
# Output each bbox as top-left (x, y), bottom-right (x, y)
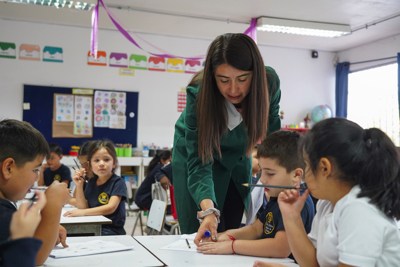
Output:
top-left (63, 140), bottom-right (127, 235)
top-left (135, 150), bottom-right (172, 210)
top-left (172, 33), bottom-right (281, 245)
top-left (68, 140), bottom-right (95, 206)
top-left (255, 118), bottom-right (400, 267)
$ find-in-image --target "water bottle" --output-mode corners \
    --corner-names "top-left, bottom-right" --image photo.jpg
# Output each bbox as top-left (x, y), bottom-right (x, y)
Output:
top-left (142, 146), bottom-right (149, 158)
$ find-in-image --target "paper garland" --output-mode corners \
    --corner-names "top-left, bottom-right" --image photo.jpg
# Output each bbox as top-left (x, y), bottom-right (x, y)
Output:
top-left (0, 42), bottom-right (16, 59)
top-left (43, 46), bottom-right (63, 62)
top-left (19, 44), bottom-right (40, 61)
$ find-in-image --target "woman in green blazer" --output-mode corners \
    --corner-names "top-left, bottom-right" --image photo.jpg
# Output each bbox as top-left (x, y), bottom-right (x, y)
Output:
top-left (172, 33), bottom-right (281, 245)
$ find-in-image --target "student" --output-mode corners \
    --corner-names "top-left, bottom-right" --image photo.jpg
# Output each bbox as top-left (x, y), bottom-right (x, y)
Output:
top-left (172, 33), bottom-right (282, 244)
top-left (255, 118), bottom-right (400, 267)
top-left (0, 190), bottom-right (46, 267)
top-left (135, 150), bottom-right (172, 210)
top-left (63, 140), bottom-right (127, 235)
top-left (39, 143), bottom-right (72, 187)
top-left (69, 140), bottom-right (95, 206)
top-left (0, 119), bottom-right (71, 265)
top-left (155, 161), bottom-right (173, 190)
top-left (197, 131), bottom-right (315, 259)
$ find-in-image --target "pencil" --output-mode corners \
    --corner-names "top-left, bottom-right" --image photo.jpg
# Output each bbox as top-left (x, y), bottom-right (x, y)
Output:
top-left (72, 166), bottom-right (86, 181)
top-left (242, 183), bottom-right (307, 190)
top-left (185, 239), bottom-right (191, 249)
top-left (28, 192), bottom-right (37, 208)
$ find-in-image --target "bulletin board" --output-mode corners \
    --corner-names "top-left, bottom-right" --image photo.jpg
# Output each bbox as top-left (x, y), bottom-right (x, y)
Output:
top-left (23, 85), bottom-right (138, 154)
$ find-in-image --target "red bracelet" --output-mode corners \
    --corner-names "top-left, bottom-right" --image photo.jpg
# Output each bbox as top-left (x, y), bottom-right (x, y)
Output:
top-left (231, 240), bottom-right (236, 254)
top-left (226, 234), bottom-right (235, 241)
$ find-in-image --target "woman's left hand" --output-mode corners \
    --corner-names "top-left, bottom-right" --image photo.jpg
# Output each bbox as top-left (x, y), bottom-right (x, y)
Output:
top-left (63, 209), bottom-right (85, 217)
top-left (197, 241), bottom-right (233, 254)
top-left (193, 213), bottom-right (218, 246)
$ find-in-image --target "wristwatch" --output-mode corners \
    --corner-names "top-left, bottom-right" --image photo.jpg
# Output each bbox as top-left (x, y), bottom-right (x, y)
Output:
top-left (197, 208), bottom-right (220, 224)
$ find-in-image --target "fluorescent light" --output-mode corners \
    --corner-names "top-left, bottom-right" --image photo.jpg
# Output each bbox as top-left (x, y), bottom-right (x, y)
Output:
top-left (256, 17), bottom-right (351, 38)
top-left (3, 0), bottom-right (96, 10)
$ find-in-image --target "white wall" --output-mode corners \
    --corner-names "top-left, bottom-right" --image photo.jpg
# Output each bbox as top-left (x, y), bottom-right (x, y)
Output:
top-left (0, 19), bottom-right (336, 148)
top-left (337, 34), bottom-right (400, 72)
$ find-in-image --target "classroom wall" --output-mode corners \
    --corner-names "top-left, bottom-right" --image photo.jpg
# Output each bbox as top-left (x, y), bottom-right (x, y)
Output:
top-left (337, 33), bottom-right (400, 72)
top-left (0, 19), bottom-right (336, 148)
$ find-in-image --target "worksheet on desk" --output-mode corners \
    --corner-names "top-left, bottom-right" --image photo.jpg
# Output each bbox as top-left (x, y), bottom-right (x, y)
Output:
top-left (160, 233), bottom-right (199, 252)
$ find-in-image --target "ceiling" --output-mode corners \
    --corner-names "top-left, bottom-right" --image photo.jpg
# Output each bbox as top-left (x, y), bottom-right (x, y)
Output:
top-left (1, 0), bottom-right (400, 52)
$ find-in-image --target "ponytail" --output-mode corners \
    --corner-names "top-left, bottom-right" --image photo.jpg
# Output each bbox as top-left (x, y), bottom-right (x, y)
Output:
top-left (145, 150), bottom-right (172, 175)
top-left (302, 118), bottom-right (400, 219)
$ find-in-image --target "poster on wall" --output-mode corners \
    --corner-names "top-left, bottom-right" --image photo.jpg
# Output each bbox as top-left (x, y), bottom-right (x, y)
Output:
top-left (0, 42), bottom-right (16, 59)
top-left (43, 46), bottom-right (63, 63)
top-left (109, 115), bottom-right (126, 129)
top-left (94, 91), bottom-right (111, 127)
top-left (148, 57), bottom-right (165, 71)
top-left (109, 53), bottom-right (128, 68)
top-left (167, 58), bottom-right (184, 73)
top-left (88, 51), bottom-right (107, 66)
top-left (55, 94), bottom-right (74, 121)
top-left (73, 121), bottom-right (92, 135)
top-left (109, 92), bottom-right (127, 129)
top-left (19, 44), bottom-right (40, 61)
top-left (185, 60), bottom-right (202, 74)
top-left (129, 54), bottom-right (147, 70)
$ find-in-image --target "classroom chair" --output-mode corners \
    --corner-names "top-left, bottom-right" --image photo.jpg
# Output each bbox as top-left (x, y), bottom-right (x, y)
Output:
top-left (147, 199), bottom-right (167, 235)
top-left (125, 181), bottom-right (145, 236)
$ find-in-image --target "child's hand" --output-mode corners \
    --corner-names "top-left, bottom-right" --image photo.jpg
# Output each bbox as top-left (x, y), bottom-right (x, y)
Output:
top-left (55, 225), bottom-right (68, 248)
top-left (216, 233), bottom-right (232, 242)
top-left (10, 190), bottom-right (47, 240)
top-left (197, 241), bottom-right (233, 254)
top-left (46, 181), bottom-right (72, 206)
top-left (72, 168), bottom-right (86, 186)
top-left (253, 261), bottom-right (288, 267)
top-left (63, 209), bottom-right (85, 217)
top-left (277, 188), bottom-right (310, 218)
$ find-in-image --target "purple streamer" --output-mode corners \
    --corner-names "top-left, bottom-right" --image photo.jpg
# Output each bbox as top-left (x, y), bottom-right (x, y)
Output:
top-left (90, 3), bottom-right (99, 59)
top-left (244, 18), bottom-right (257, 44)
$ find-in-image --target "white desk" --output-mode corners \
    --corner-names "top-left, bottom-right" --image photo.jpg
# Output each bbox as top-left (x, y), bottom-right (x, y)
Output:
top-left (41, 235), bottom-right (164, 267)
top-left (134, 235), bottom-right (299, 267)
top-left (60, 207), bottom-right (112, 236)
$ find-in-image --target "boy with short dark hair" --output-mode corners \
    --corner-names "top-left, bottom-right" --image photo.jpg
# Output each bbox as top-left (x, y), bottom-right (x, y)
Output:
top-left (39, 143), bottom-right (71, 187)
top-left (197, 130), bottom-right (315, 259)
top-left (0, 119), bottom-right (71, 265)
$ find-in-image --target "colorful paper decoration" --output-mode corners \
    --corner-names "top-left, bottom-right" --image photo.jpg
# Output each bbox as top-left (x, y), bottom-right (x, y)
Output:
top-left (109, 92), bottom-right (126, 116)
top-left (43, 46), bottom-right (63, 62)
top-left (109, 115), bottom-right (126, 129)
top-left (178, 92), bottom-right (186, 112)
top-left (0, 42), bottom-right (16, 59)
top-left (88, 51), bottom-right (107, 66)
top-left (74, 121), bottom-right (92, 135)
top-left (129, 54), bottom-right (147, 70)
top-left (148, 57), bottom-right (165, 72)
top-left (109, 53), bottom-right (128, 67)
top-left (74, 95), bottom-right (93, 124)
top-left (119, 68), bottom-right (134, 76)
top-left (94, 91), bottom-right (111, 127)
top-left (94, 91), bottom-right (127, 129)
top-left (185, 60), bottom-right (201, 74)
top-left (19, 44), bottom-right (40, 61)
top-left (55, 94), bottom-right (74, 121)
top-left (167, 58), bottom-right (184, 73)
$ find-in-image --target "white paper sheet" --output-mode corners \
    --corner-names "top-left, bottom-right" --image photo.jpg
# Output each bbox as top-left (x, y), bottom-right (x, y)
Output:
top-left (160, 233), bottom-right (199, 252)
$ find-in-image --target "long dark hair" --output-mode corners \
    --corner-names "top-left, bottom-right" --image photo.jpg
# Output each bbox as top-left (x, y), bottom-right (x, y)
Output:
top-left (301, 118), bottom-right (400, 219)
top-left (146, 150), bottom-right (172, 175)
top-left (194, 33), bottom-right (268, 163)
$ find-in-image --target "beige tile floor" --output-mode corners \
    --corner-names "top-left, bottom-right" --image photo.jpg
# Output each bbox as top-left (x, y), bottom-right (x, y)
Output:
top-left (124, 212), bottom-right (148, 236)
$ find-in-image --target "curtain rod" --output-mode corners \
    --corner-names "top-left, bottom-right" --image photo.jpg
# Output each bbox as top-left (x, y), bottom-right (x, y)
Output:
top-left (351, 56), bottom-right (397, 65)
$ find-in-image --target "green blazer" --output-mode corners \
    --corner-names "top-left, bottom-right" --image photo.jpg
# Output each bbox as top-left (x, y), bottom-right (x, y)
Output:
top-left (172, 66), bottom-right (281, 234)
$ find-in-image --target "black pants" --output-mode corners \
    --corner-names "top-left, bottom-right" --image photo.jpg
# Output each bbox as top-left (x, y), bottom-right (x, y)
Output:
top-left (217, 179), bottom-right (245, 232)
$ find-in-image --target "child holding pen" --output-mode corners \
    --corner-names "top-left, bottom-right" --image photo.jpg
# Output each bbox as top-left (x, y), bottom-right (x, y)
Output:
top-left (254, 118), bottom-right (400, 267)
top-left (63, 140), bottom-right (127, 235)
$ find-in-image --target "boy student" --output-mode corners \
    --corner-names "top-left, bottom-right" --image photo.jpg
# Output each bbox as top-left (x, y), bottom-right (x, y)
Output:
top-left (39, 143), bottom-right (72, 187)
top-left (0, 119), bottom-right (71, 265)
top-left (197, 130), bottom-right (315, 259)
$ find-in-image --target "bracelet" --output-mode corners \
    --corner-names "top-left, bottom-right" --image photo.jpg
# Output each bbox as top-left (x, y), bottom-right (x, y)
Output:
top-left (226, 234), bottom-right (235, 241)
top-left (197, 208), bottom-right (221, 224)
top-left (231, 240), bottom-right (236, 254)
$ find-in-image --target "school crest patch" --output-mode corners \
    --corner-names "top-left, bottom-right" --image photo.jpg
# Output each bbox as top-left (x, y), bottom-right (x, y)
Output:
top-left (53, 174), bottom-right (61, 182)
top-left (264, 212), bottom-right (275, 234)
top-left (98, 192), bottom-right (109, 204)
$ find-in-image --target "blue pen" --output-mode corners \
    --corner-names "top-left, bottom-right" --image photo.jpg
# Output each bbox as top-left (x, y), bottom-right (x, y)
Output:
top-left (204, 231), bottom-right (211, 237)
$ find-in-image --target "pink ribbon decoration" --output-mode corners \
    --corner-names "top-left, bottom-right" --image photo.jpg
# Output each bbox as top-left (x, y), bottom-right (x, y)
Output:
top-left (90, 2), bottom-right (99, 59)
top-left (243, 18), bottom-right (258, 44)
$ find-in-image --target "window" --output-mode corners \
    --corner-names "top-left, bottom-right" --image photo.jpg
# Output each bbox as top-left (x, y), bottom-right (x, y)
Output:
top-left (347, 63), bottom-right (399, 146)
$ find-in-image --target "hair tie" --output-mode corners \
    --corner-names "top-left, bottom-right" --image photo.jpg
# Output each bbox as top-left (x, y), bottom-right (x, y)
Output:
top-left (364, 129), bottom-right (372, 148)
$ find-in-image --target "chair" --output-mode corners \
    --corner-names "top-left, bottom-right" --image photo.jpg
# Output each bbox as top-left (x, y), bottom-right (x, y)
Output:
top-left (147, 199), bottom-right (167, 235)
top-left (151, 182), bottom-right (180, 235)
top-left (125, 181), bottom-right (145, 236)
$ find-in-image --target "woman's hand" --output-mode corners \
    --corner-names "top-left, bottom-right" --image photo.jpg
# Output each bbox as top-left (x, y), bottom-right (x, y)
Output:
top-left (193, 213), bottom-right (218, 246)
top-left (63, 209), bottom-right (86, 217)
top-left (72, 168), bottom-right (86, 186)
top-left (278, 188), bottom-right (310, 219)
top-left (197, 240), bottom-right (233, 254)
top-left (10, 190), bottom-right (46, 240)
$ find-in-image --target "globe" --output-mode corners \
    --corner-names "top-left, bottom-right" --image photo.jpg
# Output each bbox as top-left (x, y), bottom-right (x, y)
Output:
top-left (310, 105), bottom-right (332, 123)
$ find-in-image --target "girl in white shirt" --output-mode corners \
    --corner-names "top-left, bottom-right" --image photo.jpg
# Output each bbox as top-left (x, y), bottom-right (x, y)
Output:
top-left (254, 118), bottom-right (400, 267)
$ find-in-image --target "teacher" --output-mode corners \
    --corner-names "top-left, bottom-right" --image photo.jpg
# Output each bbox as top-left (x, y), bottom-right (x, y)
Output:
top-left (172, 33), bottom-right (281, 245)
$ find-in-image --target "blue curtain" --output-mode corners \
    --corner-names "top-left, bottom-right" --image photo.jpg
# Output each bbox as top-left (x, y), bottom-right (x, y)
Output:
top-left (398, 53), bottom-right (400, 117)
top-left (335, 62), bottom-right (350, 118)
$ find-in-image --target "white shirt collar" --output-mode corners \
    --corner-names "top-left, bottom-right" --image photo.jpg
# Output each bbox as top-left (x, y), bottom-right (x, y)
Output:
top-left (225, 99), bottom-right (243, 131)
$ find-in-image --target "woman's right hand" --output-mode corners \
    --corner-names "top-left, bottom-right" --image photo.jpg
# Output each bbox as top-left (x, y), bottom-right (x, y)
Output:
top-left (193, 213), bottom-right (218, 246)
top-left (72, 168), bottom-right (86, 186)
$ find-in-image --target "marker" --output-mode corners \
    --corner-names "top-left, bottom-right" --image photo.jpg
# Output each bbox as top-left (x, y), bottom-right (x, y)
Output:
top-left (185, 239), bottom-right (191, 249)
top-left (204, 231), bottom-right (211, 238)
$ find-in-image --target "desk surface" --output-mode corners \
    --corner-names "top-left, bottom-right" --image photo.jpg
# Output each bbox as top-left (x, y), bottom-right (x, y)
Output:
top-left (41, 235), bottom-right (164, 267)
top-left (134, 235), bottom-right (299, 267)
top-left (60, 207), bottom-right (112, 225)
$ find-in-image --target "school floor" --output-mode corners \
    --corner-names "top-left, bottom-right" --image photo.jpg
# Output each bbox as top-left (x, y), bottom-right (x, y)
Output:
top-left (124, 212), bottom-right (148, 236)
